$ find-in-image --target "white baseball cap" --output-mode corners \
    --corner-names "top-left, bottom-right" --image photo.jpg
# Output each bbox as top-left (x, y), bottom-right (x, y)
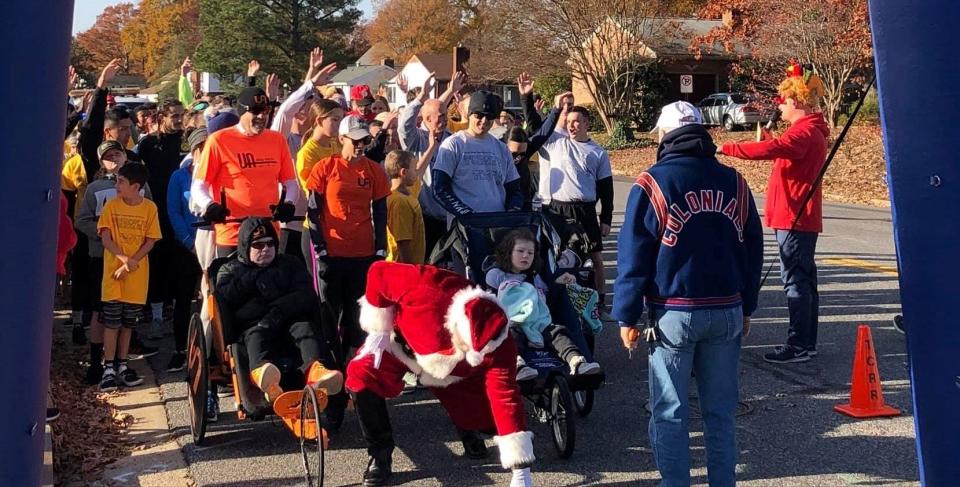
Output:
top-left (339, 115), bottom-right (371, 140)
top-left (652, 101), bottom-right (703, 132)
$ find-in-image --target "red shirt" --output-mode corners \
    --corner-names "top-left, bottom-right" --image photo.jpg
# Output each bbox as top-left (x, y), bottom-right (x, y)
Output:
top-left (721, 113), bottom-right (830, 232)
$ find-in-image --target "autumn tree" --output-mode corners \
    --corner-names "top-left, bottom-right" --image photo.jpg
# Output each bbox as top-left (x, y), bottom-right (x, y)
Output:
top-left (75, 3), bottom-right (140, 73)
top-left (693, 0), bottom-right (873, 127)
top-left (365, 0), bottom-right (464, 61)
top-left (121, 0), bottom-right (202, 80)
top-left (70, 38), bottom-right (97, 86)
top-left (195, 0), bottom-right (362, 86)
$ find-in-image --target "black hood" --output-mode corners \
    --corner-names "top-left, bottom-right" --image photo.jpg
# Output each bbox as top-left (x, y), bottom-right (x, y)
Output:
top-left (237, 217), bottom-right (278, 265)
top-left (656, 124), bottom-right (717, 161)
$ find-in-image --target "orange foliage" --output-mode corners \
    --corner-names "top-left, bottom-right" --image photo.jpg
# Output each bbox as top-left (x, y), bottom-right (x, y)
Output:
top-left (121, 0), bottom-right (201, 79)
top-left (74, 3), bottom-right (140, 73)
top-left (365, 0), bottom-right (465, 61)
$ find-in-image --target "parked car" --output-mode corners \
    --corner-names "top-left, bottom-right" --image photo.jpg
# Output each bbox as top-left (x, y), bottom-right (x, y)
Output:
top-left (698, 92), bottom-right (775, 131)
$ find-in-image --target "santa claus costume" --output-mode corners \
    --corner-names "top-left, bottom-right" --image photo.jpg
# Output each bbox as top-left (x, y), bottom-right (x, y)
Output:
top-left (346, 261), bottom-right (535, 486)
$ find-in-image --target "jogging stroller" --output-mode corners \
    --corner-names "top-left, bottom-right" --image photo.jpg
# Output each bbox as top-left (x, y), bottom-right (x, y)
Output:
top-left (430, 211), bottom-right (604, 459)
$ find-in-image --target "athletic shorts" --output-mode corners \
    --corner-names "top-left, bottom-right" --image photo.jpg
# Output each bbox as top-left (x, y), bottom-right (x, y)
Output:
top-left (548, 201), bottom-right (604, 254)
top-left (89, 257), bottom-right (104, 312)
top-left (101, 301), bottom-right (141, 329)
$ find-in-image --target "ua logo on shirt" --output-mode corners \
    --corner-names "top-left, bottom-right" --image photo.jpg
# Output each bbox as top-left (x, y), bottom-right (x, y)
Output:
top-left (357, 176), bottom-right (371, 188)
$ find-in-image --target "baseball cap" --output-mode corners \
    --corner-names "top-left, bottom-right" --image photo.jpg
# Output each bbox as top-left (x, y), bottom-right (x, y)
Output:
top-left (339, 115), bottom-right (371, 140)
top-left (652, 101), bottom-right (703, 132)
top-left (238, 87), bottom-right (270, 112)
top-left (187, 128), bottom-right (208, 152)
top-left (97, 140), bottom-right (125, 160)
top-left (467, 90), bottom-right (504, 118)
top-left (207, 111), bottom-right (240, 134)
top-left (350, 85), bottom-right (374, 106)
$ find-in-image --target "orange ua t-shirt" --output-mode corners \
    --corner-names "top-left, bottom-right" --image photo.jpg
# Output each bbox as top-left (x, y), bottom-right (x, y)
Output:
top-left (305, 154), bottom-right (390, 258)
top-left (194, 126), bottom-right (295, 246)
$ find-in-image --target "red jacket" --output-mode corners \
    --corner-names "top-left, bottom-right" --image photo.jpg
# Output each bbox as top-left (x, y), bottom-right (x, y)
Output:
top-left (720, 113), bottom-right (830, 232)
top-left (56, 193), bottom-right (77, 275)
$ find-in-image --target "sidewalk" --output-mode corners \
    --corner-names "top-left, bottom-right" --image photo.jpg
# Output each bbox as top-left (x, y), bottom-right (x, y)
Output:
top-left (91, 350), bottom-right (193, 487)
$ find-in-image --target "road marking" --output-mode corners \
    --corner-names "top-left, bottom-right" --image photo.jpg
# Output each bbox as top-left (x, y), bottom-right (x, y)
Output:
top-left (821, 257), bottom-right (899, 276)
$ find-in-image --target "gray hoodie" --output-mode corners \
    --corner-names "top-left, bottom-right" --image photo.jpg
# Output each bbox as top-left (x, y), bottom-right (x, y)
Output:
top-left (75, 174), bottom-right (153, 258)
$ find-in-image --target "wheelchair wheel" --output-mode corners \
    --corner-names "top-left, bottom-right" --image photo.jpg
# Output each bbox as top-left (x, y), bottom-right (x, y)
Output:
top-left (573, 389), bottom-right (594, 417)
top-left (186, 313), bottom-right (208, 445)
top-left (549, 375), bottom-right (576, 459)
top-left (300, 387), bottom-right (326, 487)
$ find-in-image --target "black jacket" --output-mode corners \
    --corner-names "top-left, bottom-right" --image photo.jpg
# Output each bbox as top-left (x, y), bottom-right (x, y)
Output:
top-left (137, 131), bottom-right (184, 237)
top-left (216, 217), bottom-right (318, 341)
top-left (77, 88), bottom-right (140, 182)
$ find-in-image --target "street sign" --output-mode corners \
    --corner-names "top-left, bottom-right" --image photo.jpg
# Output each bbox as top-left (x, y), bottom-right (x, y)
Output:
top-left (680, 74), bottom-right (693, 94)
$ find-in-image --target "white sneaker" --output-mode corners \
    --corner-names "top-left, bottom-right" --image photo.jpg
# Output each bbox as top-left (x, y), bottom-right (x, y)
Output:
top-left (568, 356), bottom-right (601, 375)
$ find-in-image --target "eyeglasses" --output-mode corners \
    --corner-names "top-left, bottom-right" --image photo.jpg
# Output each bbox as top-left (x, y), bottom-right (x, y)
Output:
top-left (250, 240), bottom-right (276, 250)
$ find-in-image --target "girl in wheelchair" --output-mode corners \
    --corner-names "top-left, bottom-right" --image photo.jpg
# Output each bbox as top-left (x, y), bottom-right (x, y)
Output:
top-left (486, 228), bottom-right (601, 382)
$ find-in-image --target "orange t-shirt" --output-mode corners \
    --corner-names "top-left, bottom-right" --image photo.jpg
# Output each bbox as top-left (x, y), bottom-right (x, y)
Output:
top-left (194, 127), bottom-right (295, 246)
top-left (305, 154), bottom-right (390, 258)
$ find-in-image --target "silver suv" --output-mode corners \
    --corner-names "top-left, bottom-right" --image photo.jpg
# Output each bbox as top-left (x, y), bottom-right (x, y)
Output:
top-left (698, 93), bottom-right (774, 131)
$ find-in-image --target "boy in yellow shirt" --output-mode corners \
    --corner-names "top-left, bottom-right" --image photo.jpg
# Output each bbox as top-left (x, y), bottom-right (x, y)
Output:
top-left (385, 150), bottom-right (427, 264)
top-left (97, 163), bottom-right (162, 391)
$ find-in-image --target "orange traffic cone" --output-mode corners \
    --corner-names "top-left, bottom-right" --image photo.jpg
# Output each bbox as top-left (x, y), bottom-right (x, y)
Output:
top-left (834, 324), bottom-right (901, 418)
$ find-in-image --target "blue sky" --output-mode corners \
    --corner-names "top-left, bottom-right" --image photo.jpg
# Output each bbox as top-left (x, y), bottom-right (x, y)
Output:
top-left (73, 0), bottom-right (374, 34)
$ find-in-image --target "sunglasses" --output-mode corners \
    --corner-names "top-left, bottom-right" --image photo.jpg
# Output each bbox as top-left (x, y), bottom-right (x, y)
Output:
top-left (244, 104), bottom-right (272, 116)
top-left (349, 136), bottom-right (373, 146)
top-left (250, 240), bottom-right (276, 250)
top-left (470, 112), bottom-right (493, 120)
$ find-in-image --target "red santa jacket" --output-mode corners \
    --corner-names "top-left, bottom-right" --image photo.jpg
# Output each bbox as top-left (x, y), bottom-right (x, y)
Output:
top-left (720, 113), bottom-right (830, 232)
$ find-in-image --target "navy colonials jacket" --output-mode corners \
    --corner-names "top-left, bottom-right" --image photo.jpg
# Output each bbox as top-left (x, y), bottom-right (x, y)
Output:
top-left (613, 125), bottom-right (764, 326)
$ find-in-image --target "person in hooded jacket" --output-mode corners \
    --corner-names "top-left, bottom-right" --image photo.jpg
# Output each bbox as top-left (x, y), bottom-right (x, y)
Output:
top-left (614, 101), bottom-right (763, 487)
top-left (718, 62), bottom-right (830, 364)
top-left (216, 217), bottom-right (343, 402)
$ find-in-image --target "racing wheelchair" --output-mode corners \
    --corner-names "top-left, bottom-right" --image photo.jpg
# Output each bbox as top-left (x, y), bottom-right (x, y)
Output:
top-left (430, 211), bottom-right (605, 459)
top-left (185, 218), bottom-right (329, 486)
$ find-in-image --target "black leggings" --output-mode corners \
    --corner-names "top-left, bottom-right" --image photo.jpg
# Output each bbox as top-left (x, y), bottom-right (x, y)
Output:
top-left (279, 228), bottom-right (305, 265)
top-left (171, 244), bottom-right (201, 352)
top-left (70, 232), bottom-right (91, 314)
top-left (242, 320), bottom-right (326, 373)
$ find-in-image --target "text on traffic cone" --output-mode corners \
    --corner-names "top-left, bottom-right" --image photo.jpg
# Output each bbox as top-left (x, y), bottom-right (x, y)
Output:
top-left (834, 324), bottom-right (901, 418)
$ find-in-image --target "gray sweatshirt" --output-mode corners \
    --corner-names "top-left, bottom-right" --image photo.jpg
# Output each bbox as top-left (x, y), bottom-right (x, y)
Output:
top-left (75, 175), bottom-right (152, 258)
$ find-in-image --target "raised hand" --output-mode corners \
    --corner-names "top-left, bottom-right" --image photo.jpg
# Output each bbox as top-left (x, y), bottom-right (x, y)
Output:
top-left (554, 91), bottom-right (574, 110)
top-left (247, 59), bottom-right (260, 78)
top-left (305, 48), bottom-right (322, 82)
top-left (449, 70), bottom-right (466, 95)
top-left (98, 59), bottom-right (123, 89)
top-left (310, 62), bottom-right (337, 86)
top-left (396, 73), bottom-right (409, 95)
top-left (67, 65), bottom-right (77, 91)
top-left (265, 73), bottom-right (280, 101)
top-left (422, 72), bottom-right (437, 96)
top-left (180, 56), bottom-right (193, 76)
top-left (534, 97), bottom-right (545, 113)
top-left (517, 72), bottom-right (534, 96)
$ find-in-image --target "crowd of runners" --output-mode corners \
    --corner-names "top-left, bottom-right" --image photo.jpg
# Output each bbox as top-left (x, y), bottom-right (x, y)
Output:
top-left (53, 50), bottom-right (833, 486)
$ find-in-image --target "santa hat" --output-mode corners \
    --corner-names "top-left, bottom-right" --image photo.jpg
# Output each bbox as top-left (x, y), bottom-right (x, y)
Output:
top-left (358, 261), bottom-right (510, 378)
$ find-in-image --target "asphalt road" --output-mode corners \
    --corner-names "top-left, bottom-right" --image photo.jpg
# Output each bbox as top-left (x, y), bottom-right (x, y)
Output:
top-left (148, 177), bottom-right (917, 486)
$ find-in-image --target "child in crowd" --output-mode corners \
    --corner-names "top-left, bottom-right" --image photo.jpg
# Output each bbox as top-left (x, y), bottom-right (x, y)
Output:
top-left (384, 150), bottom-right (427, 264)
top-left (76, 141), bottom-right (155, 385)
top-left (96, 163), bottom-right (161, 391)
top-left (486, 228), bottom-right (601, 381)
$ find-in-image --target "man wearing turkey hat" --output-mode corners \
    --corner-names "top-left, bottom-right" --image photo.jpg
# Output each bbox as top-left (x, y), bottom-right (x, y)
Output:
top-left (718, 61), bottom-right (829, 364)
top-left (346, 261), bottom-right (535, 487)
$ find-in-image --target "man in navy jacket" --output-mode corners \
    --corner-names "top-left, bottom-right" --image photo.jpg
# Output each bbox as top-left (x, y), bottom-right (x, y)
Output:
top-left (613, 101), bottom-right (763, 487)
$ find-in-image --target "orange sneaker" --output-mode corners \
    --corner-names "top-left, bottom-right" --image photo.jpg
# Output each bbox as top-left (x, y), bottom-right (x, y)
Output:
top-left (305, 361), bottom-right (344, 395)
top-left (250, 363), bottom-right (283, 402)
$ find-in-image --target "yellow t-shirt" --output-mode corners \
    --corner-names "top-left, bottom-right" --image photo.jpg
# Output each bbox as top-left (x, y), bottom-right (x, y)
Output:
top-left (386, 186), bottom-right (426, 264)
top-left (97, 197), bottom-right (162, 305)
top-left (61, 154), bottom-right (87, 219)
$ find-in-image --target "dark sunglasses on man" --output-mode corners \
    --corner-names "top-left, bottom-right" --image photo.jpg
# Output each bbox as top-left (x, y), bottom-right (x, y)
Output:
top-left (349, 136), bottom-right (373, 146)
top-left (250, 239), bottom-right (277, 250)
top-left (470, 111), bottom-right (493, 120)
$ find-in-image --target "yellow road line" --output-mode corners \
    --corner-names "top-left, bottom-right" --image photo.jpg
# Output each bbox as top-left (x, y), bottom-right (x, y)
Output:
top-left (821, 258), bottom-right (899, 276)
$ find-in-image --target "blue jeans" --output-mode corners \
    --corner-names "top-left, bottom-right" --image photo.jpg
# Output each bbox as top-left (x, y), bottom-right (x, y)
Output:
top-left (775, 230), bottom-right (820, 350)
top-left (648, 307), bottom-right (742, 487)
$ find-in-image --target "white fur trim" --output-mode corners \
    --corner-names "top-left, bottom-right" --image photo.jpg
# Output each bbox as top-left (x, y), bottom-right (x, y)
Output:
top-left (415, 349), bottom-right (463, 379)
top-left (358, 296), bottom-right (395, 334)
top-left (445, 287), bottom-right (508, 365)
top-left (417, 373), bottom-right (464, 388)
top-left (494, 431), bottom-right (536, 469)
